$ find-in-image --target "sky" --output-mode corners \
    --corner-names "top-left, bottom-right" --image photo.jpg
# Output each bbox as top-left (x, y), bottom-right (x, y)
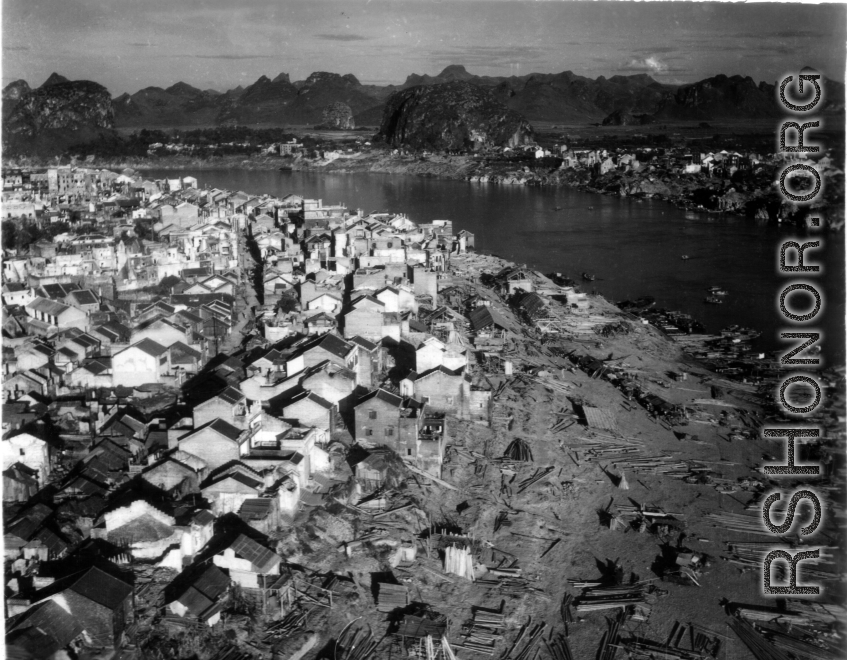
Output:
top-left (3, 0), bottom-right (845, 96)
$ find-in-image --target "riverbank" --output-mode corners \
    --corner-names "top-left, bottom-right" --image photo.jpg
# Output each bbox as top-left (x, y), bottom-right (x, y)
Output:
top-left (38, 150), bottom-right (843, 228)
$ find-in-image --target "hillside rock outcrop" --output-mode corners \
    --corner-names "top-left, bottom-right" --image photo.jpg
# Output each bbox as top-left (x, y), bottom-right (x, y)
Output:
top-left (4, 80), bottom-right (114, 137)
top-left (321, 102), bottom-right (355, 129)
top-left (378, 81), bottom-right (534, 151)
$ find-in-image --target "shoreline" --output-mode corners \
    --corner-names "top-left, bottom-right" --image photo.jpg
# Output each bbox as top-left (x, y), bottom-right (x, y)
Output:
top-left (38, 152), bottom-right (824, 226)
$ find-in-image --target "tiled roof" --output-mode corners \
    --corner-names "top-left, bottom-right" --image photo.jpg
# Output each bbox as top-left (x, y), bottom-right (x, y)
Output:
top-left (349, 335), bottom-right (377, 351)
top-left (69, 289), bottom-right (99, 306)
top-left (6, 600), bottom-right (84, 657)
top-left (184, 418), bottom-right (243, 444)
top-left (127, 338), bottom-right (168, 357)
top-left (238, 498), bottom-right (274, 520)
top-left (301, 332), bottom-right (352, 359)
top-left (67, 566), bottom-right (133, 610)
top-left (215, 386), bottom-right (244, 405)
top-left (356, 388), bottom-right (403, 408)
top-left (27, 297), bottom-right (71, 317)
top-left (225, 534), bottom-right (281, 573)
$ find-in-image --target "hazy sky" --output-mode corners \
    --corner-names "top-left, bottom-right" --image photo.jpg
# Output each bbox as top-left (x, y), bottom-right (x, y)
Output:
top-left (3, 0), bottom-right (845, 95)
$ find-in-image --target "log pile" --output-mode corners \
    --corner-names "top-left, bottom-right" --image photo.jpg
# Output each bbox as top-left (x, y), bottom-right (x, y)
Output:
top-left (444, 545), bottom-right (475, 580)
top-left (574, 582), bottom-right (653, 615)
top-left (597, 611), bottom-right (627, 660)
top-left (337, 622), bottom-right (379, 660)
top-left (517, 466), bottom-right (555, 493)
top-left (503, 438), bottom-right (533, 462)
top-left (263, 609), bottom-right (308, 641)
top-left (543, 634), bottom-right (575, 660)
top-left (704, 512), bottom-right (773, 536)
top-left (502, 618), bottom-right (546, 660)
top-left (455, 608), bottom-right (507, 656)
top-left (728, 617), bottom-right (792, 660)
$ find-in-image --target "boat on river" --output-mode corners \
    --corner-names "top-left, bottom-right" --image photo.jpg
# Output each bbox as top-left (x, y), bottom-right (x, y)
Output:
top-left (704, 296), bottom-right (722, 304)
top-left (582, 272), bottom-right (596, 282)
top-left (681, 255), bottom-right (690, 261)
top-left (707, 286), bottom-right (729, 295)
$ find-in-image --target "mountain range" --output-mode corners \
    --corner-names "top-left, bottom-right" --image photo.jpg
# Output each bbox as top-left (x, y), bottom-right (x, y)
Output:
top-left (3, 65), bottom-right (844, 148)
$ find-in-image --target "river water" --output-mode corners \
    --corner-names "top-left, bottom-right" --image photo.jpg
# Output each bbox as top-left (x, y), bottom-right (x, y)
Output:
top-left (145, 168), bottom-right (845, 363)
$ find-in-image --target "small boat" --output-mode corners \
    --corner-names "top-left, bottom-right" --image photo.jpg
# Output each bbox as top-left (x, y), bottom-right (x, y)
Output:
top-left (707, 286), bottom-right (728, 295)
top-left (582, 272), bottom-right (596, 282)
top-left (681, 255), bottom-right (690, 261)
top-left (553, 206), bottom-right (563, 211)
top-left (704, 296), bottom-right (722, 304)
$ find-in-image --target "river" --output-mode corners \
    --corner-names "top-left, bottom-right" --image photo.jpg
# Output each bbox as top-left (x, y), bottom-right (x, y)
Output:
top-left (144, 168), bottom-right (845, 363)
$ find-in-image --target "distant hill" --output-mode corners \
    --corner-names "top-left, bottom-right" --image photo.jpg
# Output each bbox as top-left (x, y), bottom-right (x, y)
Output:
top-left (3, 77), bottom-right (115, 155)
top-left (377, 81), bottom-right (534, 151)
top-left (2, 65), bottom-right (843, 154)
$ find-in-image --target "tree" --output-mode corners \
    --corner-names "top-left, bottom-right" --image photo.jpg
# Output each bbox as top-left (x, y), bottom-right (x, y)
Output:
top-left (1, 221), bottom-right (17, 251)
top-left (278, 292), bottom-right (299, 314)
top-left (134, 220), bottom-right (152, 241)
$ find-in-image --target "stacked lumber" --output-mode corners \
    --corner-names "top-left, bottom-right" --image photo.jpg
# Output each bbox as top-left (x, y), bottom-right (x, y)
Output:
top-left (444, 545), bottom-right (475, 581)
top-left (704, 512), bottom-right (773, 536)
top-left (784, 599), bottom-right (847, 624)
top-left (457, 633), bottom-right (497, 655)
top-left (597, 611), bottom-right (627, 660)
top-left (263, 609), bottom-right (308, 641)
top-left (475, 575), bottom-right (549, 600)
top-left (530, 374), bottom-right (572, 395)
top-left (543, 634), bottom-right (575, 660)
top-left (337, 622), bottom-right (379, 660)
top-left (503, 438), bottom-right (533, 462)
top-left (763, 625), bottom-right (842, 660)
top-left (502, 618), bottom-right (546, 660)
top-left (471, 610), bottom-right (506, 630)
top-left (728, 617), bottom-right (792, 660)
top-left (574, 583), bottom-right (651, 614)
top-left (517, 466), bottom-right (555, 493)
top-left (209, 645), bottom-right (255, 660)
top-left (377, 583), bottom-right (409, 613)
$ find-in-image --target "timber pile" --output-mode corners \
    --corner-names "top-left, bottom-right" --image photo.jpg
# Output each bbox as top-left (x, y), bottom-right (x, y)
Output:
top-left (597, 611), bottom-right (627, 660)
top-left (543, 634), bottom-right (575, 660)
top-left (503, 438), bottom-right (533, 462)
top-left (377, 583), bottom-right (409, 612)
top-left (757, 624), bottom-right (843, 660)
top-left (722, 542), bottom-right (839, 580)
top-left (574, 583), bottom-right (653, 615)
top-left (704, 512), bottom-right (773, 536)
top-left (624, 631), bottom-right (722, 660)
top-left (517, 466), bottom-right (555, 493)
top-left (209, 645), bottom-right (255, 660)
top-left (476, 574), bottom-right (549, 600)
top-left (530, 373), bottom-right (572, 395)
top-left (456, 608), bottom-right (507, 655)
top-left (337, 623), bottom-right (379, 660)
top-left (616, 504), bottom-right (684, 521)
top-left (502, 618), bottom-right (546, 660)
top-left (583, 450), bottom-right (690, 476)
top-left (263, 609), bottom-right (308, 641)
top-left (444, 545), bottom-right (475, 580)
top-left (784, 599), bottom-right (847, 625)
top-left (728, 617), bottom-right (792, 660)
